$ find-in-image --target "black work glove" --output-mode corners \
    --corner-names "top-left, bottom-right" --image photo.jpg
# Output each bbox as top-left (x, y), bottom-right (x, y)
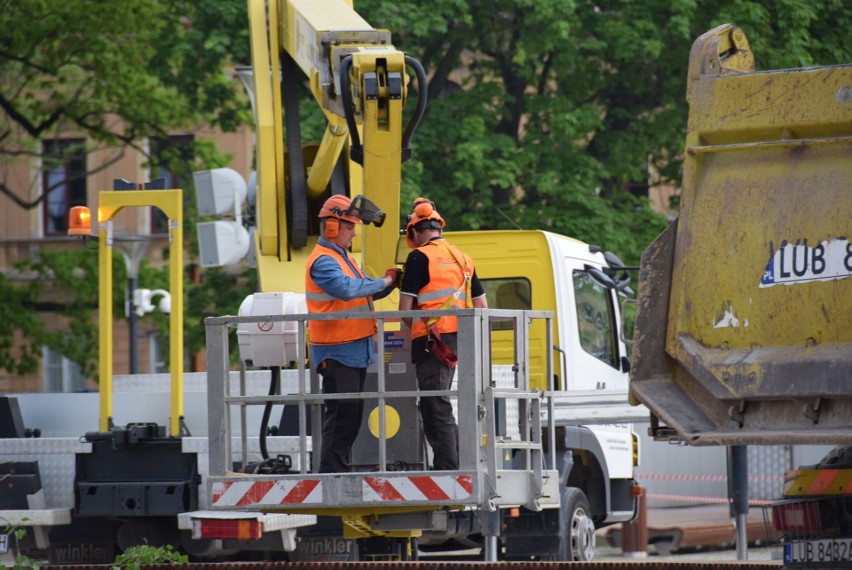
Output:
top-left (384, 267), bottom-right (404, 288)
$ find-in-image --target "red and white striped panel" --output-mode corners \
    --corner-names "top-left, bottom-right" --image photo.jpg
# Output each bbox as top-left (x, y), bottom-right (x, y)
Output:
top-left (362, 475), bottom-right (473, 502)
top-left (212, 479), bottom-right (323, 507)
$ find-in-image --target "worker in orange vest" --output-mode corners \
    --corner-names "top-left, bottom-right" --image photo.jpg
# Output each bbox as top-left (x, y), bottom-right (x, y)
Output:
top-left (306, 194), bottom-right (401, 473)
top-left (398, 198), bottom-right (487, 470)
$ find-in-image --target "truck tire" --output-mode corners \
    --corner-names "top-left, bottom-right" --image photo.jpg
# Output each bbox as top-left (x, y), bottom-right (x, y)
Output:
top-left (545, 487), bottom-right (595, 561)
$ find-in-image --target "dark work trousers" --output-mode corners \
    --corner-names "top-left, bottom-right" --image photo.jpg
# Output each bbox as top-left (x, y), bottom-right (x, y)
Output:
top-left (318, 359), bottom-right (366, 473)
top-left (414, 332), bottom-right (459, 470)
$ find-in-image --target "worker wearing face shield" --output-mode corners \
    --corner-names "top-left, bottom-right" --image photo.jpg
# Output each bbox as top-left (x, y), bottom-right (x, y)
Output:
top-left (305, 194), bottom-right (401, 473)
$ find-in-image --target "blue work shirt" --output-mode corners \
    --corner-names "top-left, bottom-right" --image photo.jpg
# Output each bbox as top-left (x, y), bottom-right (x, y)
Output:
top-left (308, 237), bottom-right (393, 371)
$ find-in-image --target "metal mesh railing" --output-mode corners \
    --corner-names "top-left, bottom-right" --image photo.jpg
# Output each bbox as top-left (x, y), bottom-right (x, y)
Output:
top-left (203, 307), bottom-right (557, 512)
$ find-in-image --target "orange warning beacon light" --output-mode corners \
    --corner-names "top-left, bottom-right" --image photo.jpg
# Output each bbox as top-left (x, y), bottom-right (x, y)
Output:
top-left (67, 206), bottom-right (92, 236)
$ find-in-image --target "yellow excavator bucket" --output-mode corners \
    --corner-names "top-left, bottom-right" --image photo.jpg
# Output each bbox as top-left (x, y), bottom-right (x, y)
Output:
top-left (630, 24), bottom-right (852, 445)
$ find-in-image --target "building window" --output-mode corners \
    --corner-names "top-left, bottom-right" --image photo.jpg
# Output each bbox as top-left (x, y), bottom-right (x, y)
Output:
top-left (42, 139), bottom-right (87, 236)
top-left (43, 347), bottom-right (87, 392)
top-left (147, 333), bottom-right (168, 374)
top-left (573, 270), bottom-right (618, 368)
top-left (150, 135), bottom-right (194, 234)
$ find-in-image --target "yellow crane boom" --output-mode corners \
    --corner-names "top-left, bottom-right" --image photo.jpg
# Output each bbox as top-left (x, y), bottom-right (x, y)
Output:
top-left (247, 0), bottom-right (426, 292)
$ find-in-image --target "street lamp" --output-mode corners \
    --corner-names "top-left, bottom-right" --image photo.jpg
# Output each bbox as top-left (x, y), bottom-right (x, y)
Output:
top-left (133, 288), bottom-right (171, 317)
top-left (114, 236), bottom-right (150, 374)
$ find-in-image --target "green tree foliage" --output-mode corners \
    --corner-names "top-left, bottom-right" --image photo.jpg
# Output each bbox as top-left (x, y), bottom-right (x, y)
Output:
top-left (185, 266), bottom-right (258, 359)
top-left (2, 0), bottom-right (848, 381)
top-left (0, 236), bottom-right (255, 380)
top-left (357, 0), bottom-right (850, 263)
top-left (0, 0), bottom-right (253, 380)
top-left (1, 248), bottom-right (101, 378)
top-left (0, 0), bottom-right (250, 209)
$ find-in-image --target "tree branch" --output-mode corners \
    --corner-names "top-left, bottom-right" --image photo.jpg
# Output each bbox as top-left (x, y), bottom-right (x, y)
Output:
top-left (0, 145), bottom-right (129, 210)
top-left (0, 91), bottom-right (66, 138)
top-left (0, 181), bottom-right (33, 209)
top-left (426, 39), bottom-right (466, 102)
top-left (537, 51), bottom-right (554, 96)
top-left (0, 48), bottom-right (56, 75)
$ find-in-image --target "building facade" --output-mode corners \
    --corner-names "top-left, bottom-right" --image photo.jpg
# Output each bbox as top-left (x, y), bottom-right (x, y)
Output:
top-left (0, 125), bottom-right (253, 393)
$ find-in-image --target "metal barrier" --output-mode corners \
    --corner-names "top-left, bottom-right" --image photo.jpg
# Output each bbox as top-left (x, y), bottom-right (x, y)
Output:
top-left (204, 308), bottom-right (560, 515)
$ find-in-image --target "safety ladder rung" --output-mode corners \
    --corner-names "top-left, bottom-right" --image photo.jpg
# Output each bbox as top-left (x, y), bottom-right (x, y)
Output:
top-left (489, 389), bottom-right (542, 399)
top-left (496, 440), bottom-right (543, 450)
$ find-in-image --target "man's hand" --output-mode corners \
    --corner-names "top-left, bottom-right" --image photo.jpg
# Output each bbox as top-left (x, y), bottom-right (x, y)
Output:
top-left (385, 267), bottom-right (403, 288)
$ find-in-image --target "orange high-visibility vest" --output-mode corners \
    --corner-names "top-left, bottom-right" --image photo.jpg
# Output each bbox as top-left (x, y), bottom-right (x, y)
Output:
top-left (411, 240), bottom-right (474, 340)
top-left (305, 244), bottom-right (376, 345)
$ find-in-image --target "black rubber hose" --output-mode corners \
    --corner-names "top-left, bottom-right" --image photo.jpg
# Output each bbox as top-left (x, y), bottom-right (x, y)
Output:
top-left (401, 55), bottom-right (428, 162)
top-left (259, 366), bottom-right (281, 460)
top-left (339, 55), bottom-right (362, 165)
top-left (341, 54), bottom-right (429, 165)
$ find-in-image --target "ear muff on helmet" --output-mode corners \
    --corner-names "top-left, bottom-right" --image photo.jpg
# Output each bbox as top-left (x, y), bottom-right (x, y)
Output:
top-left (319, 195), bottom-right (353, 239)
top-left (412, 199), bottom-right (436, 218)
top-left (325, 216), bottom-right (340, 238)
top-left (409, 199), bottom-right (445, 229)
top-left (403, 197), bottom-right (446, 248)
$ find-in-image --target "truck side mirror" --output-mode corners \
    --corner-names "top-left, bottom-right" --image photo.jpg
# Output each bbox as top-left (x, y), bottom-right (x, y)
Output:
top-left (615, 278), bottom-right (634, 297)
top-left (587, 267), bottom-right (616, 289)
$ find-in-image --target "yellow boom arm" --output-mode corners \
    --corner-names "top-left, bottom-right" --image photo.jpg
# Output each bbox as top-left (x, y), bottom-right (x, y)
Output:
top-left (248, 0), bottom-right (427, 292)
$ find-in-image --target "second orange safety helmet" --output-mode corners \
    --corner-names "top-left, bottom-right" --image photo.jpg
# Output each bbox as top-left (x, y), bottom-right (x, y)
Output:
top-left (403, 197), bottom-right (445, 248)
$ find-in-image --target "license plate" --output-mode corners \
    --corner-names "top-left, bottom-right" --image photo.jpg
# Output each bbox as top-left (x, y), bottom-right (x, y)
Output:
top-left (0, 533), bottom-right (8, 554)
top-left (785, 538), bottom-right (852, 566)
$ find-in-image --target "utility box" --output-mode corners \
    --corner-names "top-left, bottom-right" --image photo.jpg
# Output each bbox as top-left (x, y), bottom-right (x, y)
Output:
top-left (238, 292), bottom-right (307, 367)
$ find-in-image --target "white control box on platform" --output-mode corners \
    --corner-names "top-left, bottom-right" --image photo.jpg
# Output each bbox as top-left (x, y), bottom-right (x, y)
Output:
top-left (237, 292), bottom-right (307, 367)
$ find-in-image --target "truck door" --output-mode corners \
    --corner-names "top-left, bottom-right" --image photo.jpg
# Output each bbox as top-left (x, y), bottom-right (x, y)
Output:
top-left (559, 264), bottom-right (627, 393)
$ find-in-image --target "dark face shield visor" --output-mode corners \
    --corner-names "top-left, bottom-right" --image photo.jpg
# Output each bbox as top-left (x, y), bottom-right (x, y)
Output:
top-left (347, 195), bottom-right (386, 227)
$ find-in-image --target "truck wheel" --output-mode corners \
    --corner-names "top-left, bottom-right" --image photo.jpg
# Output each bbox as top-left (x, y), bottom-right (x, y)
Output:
top-left (546, 487), bottom-right (595, 561)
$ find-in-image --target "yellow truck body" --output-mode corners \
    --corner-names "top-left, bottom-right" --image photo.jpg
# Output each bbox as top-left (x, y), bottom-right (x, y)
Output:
top-left (442, 230), bottom-right (631, 394)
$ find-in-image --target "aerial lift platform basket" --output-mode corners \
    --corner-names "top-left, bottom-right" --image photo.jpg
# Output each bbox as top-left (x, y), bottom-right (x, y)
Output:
top-left (203, 308), bottom-right (560, 540)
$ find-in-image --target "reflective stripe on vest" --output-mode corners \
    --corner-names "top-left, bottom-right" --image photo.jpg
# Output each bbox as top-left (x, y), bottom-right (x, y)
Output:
top-left (305, 243), bottom-right (376, 345)
top-left (417, 287), bottom-right (467, 304)
top-left (411, 240), bottom-right (474, 339)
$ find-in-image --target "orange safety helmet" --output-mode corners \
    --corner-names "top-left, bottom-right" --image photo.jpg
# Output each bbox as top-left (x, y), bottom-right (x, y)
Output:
top-left (403, 197), bottom-right (445, 248)
top-left (319, 195), bottom-right (362, 225)
top-left (319, 194), bottom-right (386, 238)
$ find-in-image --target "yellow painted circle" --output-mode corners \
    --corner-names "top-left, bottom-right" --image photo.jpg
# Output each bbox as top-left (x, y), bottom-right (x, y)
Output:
top-left (368, 405), bottom-right (401, 439)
